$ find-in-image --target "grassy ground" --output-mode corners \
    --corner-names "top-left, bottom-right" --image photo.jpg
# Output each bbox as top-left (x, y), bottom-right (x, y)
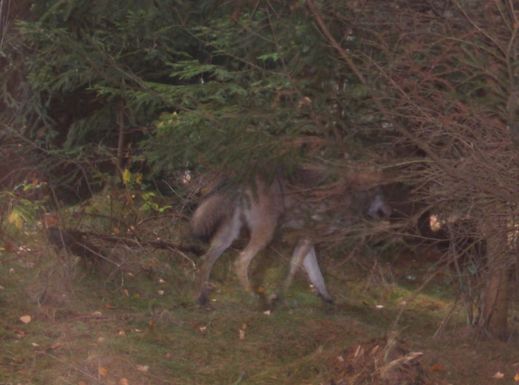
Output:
top-left (1, 226), bottom-right (519, 385)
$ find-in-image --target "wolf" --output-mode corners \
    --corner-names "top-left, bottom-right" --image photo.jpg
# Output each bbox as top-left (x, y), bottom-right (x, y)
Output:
top-left (191, 175), bottom-right (391, 305)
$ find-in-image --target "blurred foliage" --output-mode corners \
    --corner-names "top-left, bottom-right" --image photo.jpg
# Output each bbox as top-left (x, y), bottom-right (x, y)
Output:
top-left (0, 0), bottom-right (516, 211)
top-left (1, 0), bottom-right (378, 190)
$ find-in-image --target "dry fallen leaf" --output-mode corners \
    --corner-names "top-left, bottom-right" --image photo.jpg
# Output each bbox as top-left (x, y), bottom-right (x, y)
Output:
top-left (239, 323), bottom-right (247, 340)
top-left (136, 364), bottom-right (149, 373)
top-left (493, 371), bottom-right (505, 379)
top-left (3, 240), bottom-right (16, 253)
top-left (98, 366), bottom-right (109, 377)
top-left (19, 315), bottom-right (32, 324)
top-left (430, 363), bottom-right (446, 372)
top-left (50, 342), bottom-right (62, 350)
top-left (256, 286), bottom-right (265, 294)
top-left (119, 378), bottom-right (129, 385)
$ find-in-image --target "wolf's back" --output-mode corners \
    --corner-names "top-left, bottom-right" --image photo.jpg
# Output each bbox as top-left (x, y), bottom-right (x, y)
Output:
top-left (191, 192), bottom-right (236, 240)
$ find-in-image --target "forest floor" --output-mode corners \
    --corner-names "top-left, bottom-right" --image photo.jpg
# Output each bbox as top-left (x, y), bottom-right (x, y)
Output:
top-left (1, 222), bottom-right (519, 385)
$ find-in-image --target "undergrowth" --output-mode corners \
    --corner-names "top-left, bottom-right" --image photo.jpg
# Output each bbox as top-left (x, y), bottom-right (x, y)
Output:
top-left (1, 214), bottom-right (518, 385)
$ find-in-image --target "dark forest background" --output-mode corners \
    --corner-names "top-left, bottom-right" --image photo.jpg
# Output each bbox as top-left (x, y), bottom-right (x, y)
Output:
top-left (1, 0), bottom-right (518, 362)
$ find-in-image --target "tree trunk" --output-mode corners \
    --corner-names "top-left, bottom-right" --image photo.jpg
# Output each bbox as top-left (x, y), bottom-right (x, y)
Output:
top-left (477, 214), bottom-right (509, 340)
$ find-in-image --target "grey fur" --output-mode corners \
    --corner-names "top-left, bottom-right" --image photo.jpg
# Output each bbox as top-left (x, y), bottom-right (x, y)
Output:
top-left (192, 176), bottom-right (389, 306)
top-left (191, 192), bottom-right (236, 240)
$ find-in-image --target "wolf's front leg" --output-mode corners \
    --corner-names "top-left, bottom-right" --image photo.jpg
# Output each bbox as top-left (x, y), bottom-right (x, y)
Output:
top-left (302, 246), bottom-right (333, 303)
top-left (196, 213), bottom-right (241, 305)
top-left (234, 223), bottom-right (276, 295)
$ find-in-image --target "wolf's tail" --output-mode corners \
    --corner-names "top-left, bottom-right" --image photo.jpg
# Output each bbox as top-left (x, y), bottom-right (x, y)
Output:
top-left (191, 193), bottom-right (235, 240)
